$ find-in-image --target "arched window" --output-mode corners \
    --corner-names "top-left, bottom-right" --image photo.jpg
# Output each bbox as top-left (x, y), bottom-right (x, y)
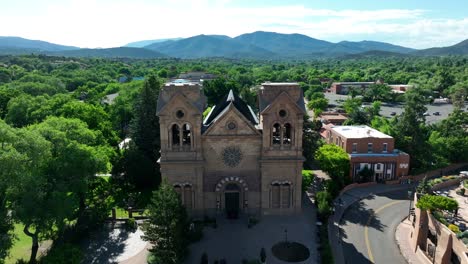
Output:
top-left (172, 124), bottom-right (180, 146)
top-left (271, 183), bottom-right (280, 208)
top-left (281, 183), bottom-right (291, 208)
top-left (182, 123), bottom-right (191, 146)
top-left (272, 123), bottom-right (281, 145)
top-left (283, 123), bottom-right (292, 145)
top-left (184, 185), bottom-right (192, 209)
top-left (174, 185), bottom-right (182, 200)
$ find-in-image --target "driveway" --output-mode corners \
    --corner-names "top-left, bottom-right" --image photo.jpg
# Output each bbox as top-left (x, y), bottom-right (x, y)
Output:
top-left (184, 197), bottom-right (318, 264)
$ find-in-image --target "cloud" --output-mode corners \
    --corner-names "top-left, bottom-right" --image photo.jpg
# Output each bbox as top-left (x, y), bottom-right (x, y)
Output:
top-left (0, 1), bottom-right (466, 49)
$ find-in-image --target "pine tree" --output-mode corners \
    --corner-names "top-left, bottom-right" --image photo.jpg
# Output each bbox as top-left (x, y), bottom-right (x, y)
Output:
top-left (142, 181), bottom-right (188, 264)
top-left (128, 75), bottom-right (161, 189)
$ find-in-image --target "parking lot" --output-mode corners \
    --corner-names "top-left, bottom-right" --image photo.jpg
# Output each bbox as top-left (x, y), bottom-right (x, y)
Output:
top-left (324, 93), bottom-right (461, 124)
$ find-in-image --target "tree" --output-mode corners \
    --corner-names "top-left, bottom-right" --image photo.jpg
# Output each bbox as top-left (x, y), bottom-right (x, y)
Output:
top-left (393, 87), bottom-right (430, 171)
top-left (307, 97), bottom-right (328, 118)
top-left (0, 121), bottom-right (30, 263)
top-left (315, 144), bottom-right (350, 189)
top-left (203, 78), bottom-right (239, 105)
top-left (302, 117), bottom-right (323, 168)
top-left (127, 75), bottom-right (162, 190)
top-left (416, 176), bottom-right (431, 195)
top-left (364, 84), bottom-right (392, 102)
top-left (4, 124), bottom-right (54, 264)
top-left (142, 181), bottom-right (189, 264)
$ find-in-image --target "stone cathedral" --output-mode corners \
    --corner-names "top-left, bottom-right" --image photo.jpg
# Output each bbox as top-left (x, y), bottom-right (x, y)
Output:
top-left (156, 81), bottom-right (306, 217)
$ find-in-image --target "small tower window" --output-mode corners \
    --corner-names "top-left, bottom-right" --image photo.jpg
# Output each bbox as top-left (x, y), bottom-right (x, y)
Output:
top-left (283, 123), bottom-right (292, 145)
top-left (176, 110), bottom-right (185, 119)
top-left (272, 123), bottom-right (281, 145)
top-left (279, 109), bottom-right (287, 118)
top-left (172, 124), bottom-right (180, 146)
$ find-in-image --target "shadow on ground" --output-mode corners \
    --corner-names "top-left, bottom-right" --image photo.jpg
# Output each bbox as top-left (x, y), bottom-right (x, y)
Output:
top-left (80, 224), bottom-right (130, 264)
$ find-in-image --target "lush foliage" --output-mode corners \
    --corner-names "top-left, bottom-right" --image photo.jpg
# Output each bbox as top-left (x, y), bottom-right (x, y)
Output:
top-left (301, 170), bottom-right (314, 192)
top-left (0, 54), bottom-right (467, 262)
top-left (315, 144), bottom-right (350, 192)
top-left (416, 195), bottom-right (458, 212)
top-left (142, 181), bottom-right (189, 264)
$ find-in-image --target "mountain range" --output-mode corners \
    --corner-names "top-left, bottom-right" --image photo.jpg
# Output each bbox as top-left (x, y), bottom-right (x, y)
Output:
top-left (0, 32), bottom-right (467, 59)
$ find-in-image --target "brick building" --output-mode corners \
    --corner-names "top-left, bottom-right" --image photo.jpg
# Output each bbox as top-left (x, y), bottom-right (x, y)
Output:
top-left (323, 125), bottom-right (410, 182)
top-left (330, 80), bottom-right (412, 95)
top-left (157, 82), bottom-right (305, 217)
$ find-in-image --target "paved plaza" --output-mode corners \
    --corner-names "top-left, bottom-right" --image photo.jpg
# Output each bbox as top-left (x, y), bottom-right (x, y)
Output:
top-left (184, 196), bottom-right (318, 264)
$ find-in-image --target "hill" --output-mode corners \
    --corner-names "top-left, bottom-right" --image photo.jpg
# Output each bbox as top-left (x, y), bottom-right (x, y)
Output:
top-left (0, 36), bottom-right (78, 51)
top-left (50, 47), bottom-right (166, 59)
top-left (145, 34), bottom-right (276, 59)
top-left (124, 38), bottom-right (182, 48)
top-left (415, 39), bottom-right (468, 56)
top-left (234, 31), bottom-right (333, 56)
top-left (332, 40), bottom-right (415, 54)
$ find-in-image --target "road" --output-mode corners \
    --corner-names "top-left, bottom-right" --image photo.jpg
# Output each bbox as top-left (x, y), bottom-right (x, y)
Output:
top-left (339, 190), bottom-right (410, 264)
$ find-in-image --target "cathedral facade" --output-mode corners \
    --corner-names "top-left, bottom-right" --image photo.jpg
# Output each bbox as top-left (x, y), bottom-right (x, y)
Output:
top-left (156, 82), bottom-right (305, 217)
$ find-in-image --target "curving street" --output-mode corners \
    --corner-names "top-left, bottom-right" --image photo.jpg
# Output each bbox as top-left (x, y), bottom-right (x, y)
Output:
top-left (339, 189), bottom-right (410, 264)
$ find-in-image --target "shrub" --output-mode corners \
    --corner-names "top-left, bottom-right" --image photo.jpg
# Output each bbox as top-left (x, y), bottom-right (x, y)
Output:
top-left (417, 195), bottom-right (458, 212)
top-left (463, 238), bottom-right (468, 245)
top-left (39, 243), bottom-right (83, 264)
top-left (449, 224), bottom-right (460, 234)
top-left (302, 170), bottom-right (314, 192)
top-left (126, 217), bottom-right (137, 231)
top-left (316, 191), bottom-right (332, 218)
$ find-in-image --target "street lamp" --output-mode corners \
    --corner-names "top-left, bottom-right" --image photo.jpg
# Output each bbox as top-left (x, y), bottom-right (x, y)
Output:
top-left (407, 190), bottom-right (413, 219)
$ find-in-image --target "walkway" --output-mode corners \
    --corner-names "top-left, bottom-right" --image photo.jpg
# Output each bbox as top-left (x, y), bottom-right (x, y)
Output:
top-left (395, 218), bottom-right (429, 264)
top-left (81, 222), bottom-right (149, 264)
top-left (184, 196), bottom-right (318, 264)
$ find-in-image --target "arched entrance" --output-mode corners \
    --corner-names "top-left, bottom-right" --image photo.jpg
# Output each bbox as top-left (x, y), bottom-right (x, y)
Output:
top-left (225, 183), bottom-right (240, 219)
top-left (215, 176), bottom-right (248, 219)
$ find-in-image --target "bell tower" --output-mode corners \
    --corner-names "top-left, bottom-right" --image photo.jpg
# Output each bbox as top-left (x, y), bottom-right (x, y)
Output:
top-left (156, 81), bottom-right (206, 214)
top-left (258, 82), bottom-right (306, 214)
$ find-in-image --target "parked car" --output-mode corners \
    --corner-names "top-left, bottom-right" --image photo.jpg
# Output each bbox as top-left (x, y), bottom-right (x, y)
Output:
top-left (390, 112), bottom-right (397, 116)
top-left (433, 111), bottom-right (440, 116)
top-left (423, 112), bottom-right (430, 116)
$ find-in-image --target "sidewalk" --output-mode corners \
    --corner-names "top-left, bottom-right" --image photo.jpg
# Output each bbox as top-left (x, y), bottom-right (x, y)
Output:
top-left (328, 183), bottom-right (416, 264)
top-left (395, 218), bottom-right (428, 264)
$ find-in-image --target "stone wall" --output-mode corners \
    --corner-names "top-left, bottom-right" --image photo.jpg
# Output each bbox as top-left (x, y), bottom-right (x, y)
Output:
top-left (410, 195), bottom-right (468, 264)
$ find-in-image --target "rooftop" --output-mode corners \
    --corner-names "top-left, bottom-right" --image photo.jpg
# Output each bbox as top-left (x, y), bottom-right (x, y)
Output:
top-left (165, 79), bottom-right (199, 86)
top-left (331, 125), bottom-right (392, 139)
top-left (261, 82), bottom-right (299, 86)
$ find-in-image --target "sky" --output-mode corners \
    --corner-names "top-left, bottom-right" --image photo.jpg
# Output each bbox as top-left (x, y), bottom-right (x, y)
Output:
top-left (1, 0), bottom-right (467, 49)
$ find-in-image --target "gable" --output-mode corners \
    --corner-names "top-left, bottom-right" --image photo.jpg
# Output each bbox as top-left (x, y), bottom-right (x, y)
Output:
top-left (260, 91), bottom-right (305, 115)
top-left (203, 104), bottom-right (261, 136)
top-left (157, 91), bottom-right (201, 116)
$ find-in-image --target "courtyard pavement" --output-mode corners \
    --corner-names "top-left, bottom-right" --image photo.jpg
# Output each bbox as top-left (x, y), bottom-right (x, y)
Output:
top-left (184, 196), bottom-right (318, 264)
top-left (81, 223), bottom-right (149, 264)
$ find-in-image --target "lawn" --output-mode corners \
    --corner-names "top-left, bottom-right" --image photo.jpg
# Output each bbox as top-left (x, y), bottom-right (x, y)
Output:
top-left (5, 224), bottom-right (32, 264)
top-left (5, 224), bottom-right (52, 264)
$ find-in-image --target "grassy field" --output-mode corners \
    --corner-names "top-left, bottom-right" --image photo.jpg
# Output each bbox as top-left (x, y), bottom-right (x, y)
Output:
top-left (5, 224), bottom-right (52, 264)
top-left (5, 224), bottom-right (31, 264)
